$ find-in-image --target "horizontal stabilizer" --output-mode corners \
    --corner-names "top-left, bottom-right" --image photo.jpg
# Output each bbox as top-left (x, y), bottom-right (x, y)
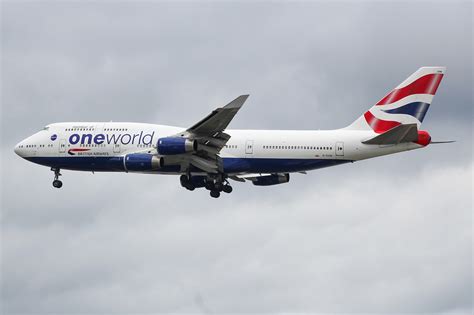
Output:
top-left (431, 140), bottom-right (456, 144)
top-left (362, 123), bottom-right (418, 145)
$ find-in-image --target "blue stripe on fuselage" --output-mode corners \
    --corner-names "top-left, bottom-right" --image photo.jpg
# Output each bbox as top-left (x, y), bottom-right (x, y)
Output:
top-left (25, 156), bottom-right (126, 172)
top-left (222, 157), bottom-right (350, 173)
top-left (24, 156), bottom-right (352, 173)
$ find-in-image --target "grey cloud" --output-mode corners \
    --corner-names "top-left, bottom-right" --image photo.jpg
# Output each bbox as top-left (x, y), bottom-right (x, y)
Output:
top-left (2, 158), bottom-right (472, 313)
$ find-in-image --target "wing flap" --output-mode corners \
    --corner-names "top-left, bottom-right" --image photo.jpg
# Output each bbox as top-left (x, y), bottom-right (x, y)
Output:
top-left (189, 155), bottom-right (220, 173)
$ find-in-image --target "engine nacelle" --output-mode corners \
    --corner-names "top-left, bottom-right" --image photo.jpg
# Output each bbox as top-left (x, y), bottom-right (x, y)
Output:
top-left (415, 130), bottom-right (431, 146)
top-left (252, 174), bottom-right (290, 186)
top-left (124, 154), bottom-right (162, 172)
top-left (157, 137), bottom-right (197, 155)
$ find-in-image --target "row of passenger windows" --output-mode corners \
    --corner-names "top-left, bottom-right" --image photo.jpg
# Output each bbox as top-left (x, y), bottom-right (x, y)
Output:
top-left (263, 145), bottom-right (333, 150)
top-left (65, 128), bottom-right (95, 132)
top-left (73, 143), bottom-right (152, 148)
top-left (74, 144), bottom-right (107, 148)
top-left (64, 128), bottom-right (130, 132)
top-left (104, 128), bottom-right (128, 132)
top-left (21, 144), bottom-right (54, 148)
top-left (21, 143), bottom-right (152, 149)
top-left (224, 144), bottom-right (332, 150)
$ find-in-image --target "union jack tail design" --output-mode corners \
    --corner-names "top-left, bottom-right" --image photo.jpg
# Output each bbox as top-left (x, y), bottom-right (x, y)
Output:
top-left (346, 67), bottom-right (446, 133)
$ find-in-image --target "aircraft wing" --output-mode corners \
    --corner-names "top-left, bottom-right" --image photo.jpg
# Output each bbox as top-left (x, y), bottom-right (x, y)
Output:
top-left (188, 95), bottom-right (249, 136)
top-left (162, 95), bottom-right (249, 173)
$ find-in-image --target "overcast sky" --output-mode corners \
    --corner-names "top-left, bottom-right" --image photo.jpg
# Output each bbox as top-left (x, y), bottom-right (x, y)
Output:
top-left (1, 1), bottom-right (472, 314)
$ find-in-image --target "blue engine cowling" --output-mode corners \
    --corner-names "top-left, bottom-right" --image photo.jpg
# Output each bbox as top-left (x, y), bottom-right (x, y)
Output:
top-left (252, 174), bottom-right (290, 186)
top-left (157, 137), bottom-right (197, 155)
top-left (124, 154), bottom-right (162, 172)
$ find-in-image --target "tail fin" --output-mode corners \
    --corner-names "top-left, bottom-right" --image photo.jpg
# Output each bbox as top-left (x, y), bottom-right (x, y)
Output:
top-left (346, 67), bottom-right (446, 133)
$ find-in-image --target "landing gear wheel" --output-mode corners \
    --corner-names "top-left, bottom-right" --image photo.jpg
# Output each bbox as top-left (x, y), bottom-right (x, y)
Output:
top-left (210, 190), bottom-right (220, 198)
top-left (52, 179), bottom-right (63, 188)
top-left (222, 185), bottom-right (233, 193)
top-left (180, 174), bottom-right (189, 187)
top-left (51, 167), bottom-right (63, 188)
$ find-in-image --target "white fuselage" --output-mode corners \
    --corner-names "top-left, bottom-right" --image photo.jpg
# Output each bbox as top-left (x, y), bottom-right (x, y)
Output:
top-left (14, 122), bottom-right (423, 175)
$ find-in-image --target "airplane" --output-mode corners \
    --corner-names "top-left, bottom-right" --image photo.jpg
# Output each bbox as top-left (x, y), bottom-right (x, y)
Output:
top-left (14, 67), bottom-right (452, 198)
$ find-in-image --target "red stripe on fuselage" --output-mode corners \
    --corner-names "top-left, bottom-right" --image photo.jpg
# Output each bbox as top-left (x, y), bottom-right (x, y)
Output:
top-left (376, 73), bottom-right (443, 106)
top-left (364, 111), bottom-right (401, 133)
top-left (69, 148), bottom-right (90, 152)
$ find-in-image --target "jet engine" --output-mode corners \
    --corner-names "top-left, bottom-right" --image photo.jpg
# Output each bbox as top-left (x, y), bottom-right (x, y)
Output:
top-left (157, 137), bottom-right (197, 155)
top-left (124, 154), bottom-right (163, 172)
top-left (252, 174), bottom-right (290, 186)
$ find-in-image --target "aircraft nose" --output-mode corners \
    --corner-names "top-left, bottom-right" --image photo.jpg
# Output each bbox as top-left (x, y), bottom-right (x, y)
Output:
top-left (14, 142), bottom-right (22, 157)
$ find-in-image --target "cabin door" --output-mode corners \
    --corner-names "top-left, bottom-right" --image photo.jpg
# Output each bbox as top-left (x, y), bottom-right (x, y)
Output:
top-left (335, 142), bottom-right (344, 156)
top-left (245, 140), bottom-right (254, 155)
top-left (59, 139), bottom-right (66, 154)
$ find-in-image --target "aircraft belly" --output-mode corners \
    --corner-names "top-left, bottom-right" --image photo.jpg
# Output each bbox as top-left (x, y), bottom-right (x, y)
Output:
top-left (222, 157), bottom-right (351, 173)
top-left (25, 156), bottom-right (352, 175)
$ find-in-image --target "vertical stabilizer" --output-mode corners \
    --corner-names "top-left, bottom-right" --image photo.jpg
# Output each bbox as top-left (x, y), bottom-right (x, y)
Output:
top-left (346, 67), bottom-right (446, 133)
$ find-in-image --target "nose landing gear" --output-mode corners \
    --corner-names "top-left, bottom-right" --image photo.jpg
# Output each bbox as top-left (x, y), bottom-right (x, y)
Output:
top-left (51, 168), bottom-right (63, 188)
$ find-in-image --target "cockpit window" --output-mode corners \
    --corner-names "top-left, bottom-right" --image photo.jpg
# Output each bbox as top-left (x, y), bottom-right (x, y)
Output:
top-left (42, 126), bottom-right (50, 131)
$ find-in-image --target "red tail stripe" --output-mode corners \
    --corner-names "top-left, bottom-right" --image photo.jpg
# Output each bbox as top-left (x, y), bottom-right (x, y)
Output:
top-left (364, 111), bottom-right (401, 134)
top-left (376, 73), bottom-right (443, 106)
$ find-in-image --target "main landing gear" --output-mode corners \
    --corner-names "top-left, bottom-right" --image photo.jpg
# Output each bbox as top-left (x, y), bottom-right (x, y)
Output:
top-left (205, 176), bottom-right (233, 199)
top-left (180, 174), bottom-right (232, 198)
top-left (51, 167), bottom-right (63, 188)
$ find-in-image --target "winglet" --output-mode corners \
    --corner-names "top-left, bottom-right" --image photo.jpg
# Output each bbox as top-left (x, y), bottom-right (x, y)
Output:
top-left (188, 95), bottom-right (249, 135)
top-left (224, 94), bottom-right (249, 109)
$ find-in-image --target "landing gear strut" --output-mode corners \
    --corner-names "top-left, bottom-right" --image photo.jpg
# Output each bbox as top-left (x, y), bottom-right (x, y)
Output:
top-left (51, 167), bottom-right (63, 188)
